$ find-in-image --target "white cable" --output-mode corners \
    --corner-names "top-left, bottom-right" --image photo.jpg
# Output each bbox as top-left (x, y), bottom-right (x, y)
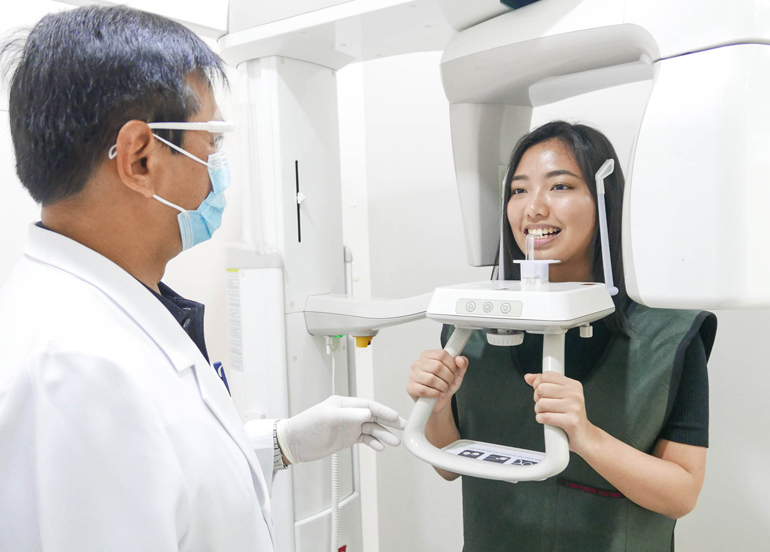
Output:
top-left (329, 337), bottom-right (340, 552)
top-left (331, 451), bottom-right (340, 552)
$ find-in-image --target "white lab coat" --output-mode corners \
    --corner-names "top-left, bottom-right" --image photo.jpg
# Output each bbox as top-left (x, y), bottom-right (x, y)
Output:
top-left (0, 224), bottom-right (277, 551)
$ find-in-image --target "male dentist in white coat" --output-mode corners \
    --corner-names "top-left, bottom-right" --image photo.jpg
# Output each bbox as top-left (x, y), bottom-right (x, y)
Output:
top-left (0, 6), bottom-right (405, 551)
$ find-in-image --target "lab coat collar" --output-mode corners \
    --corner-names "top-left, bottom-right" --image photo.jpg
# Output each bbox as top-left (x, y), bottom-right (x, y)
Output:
top-left (23, 224), bottom-right (276, 546)
top-left (24, 223), bottom-right (198, 372)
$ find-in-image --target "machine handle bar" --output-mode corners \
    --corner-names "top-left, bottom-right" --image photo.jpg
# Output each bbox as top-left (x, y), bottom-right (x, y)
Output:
top-left (403, 327), bottom-right (570, 483)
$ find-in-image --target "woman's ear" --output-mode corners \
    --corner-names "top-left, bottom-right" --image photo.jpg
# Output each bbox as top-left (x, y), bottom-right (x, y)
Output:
top-left (113, 120), bottom-right (164, 198)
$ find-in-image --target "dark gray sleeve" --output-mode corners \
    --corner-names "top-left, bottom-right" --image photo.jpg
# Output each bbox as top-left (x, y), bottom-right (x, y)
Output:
top-left (658, 332), bottom-right (710, 447)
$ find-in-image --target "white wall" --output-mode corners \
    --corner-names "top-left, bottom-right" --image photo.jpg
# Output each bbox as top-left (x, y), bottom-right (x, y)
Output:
top-left (0, 107), bottom-right (40, 283)
top-left (338, 52), bottom-right (770, 551)
top-left (0, 3), bottom-right (67, 285)
top-left (676, 309), bottom-right (770, 550)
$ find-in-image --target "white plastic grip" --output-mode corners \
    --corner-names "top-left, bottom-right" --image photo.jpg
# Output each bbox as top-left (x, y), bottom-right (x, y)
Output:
top-left (595, 159), bottom-right (618, 297)
top-left (403, 328), bottom-right (474, 456)
top-left (403, 328), bottom-right (570, 483)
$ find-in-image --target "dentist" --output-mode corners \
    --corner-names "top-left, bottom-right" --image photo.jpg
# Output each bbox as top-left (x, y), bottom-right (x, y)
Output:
top-left (0, 6), bottom-right (404, 552)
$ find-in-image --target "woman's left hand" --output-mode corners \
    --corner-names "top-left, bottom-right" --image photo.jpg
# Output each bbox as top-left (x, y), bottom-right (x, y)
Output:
top-left (524, 371), bottom-right (597, 455)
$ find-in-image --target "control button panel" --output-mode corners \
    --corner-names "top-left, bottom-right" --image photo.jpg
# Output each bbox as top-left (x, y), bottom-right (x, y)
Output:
top-left (455, 299), bottom-right (523, 317)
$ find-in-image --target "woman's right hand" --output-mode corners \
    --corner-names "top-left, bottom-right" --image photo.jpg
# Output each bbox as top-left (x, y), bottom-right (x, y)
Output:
top-left (407, 349), bottom-right (469, 414)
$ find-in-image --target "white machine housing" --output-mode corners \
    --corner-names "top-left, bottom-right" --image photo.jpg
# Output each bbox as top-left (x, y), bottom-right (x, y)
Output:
top-left (440, 0), bottom-right (770, 309)
top-left (427, 280), bottom-right (615, 331)
top-left (304, 292), bottom-right (432, 337)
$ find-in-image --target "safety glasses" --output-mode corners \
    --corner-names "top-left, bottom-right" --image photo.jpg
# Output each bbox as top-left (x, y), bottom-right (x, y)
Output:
top-left (149, 121), bottom-right (235, 152)
top-left (147, 121), bottom-right (236, 133)
top-left (108, 121), bottom-right (235, 160)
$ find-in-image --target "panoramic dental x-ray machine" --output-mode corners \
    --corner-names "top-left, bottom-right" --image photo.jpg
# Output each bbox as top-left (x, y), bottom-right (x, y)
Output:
top-left (217, 0), bottom-right (770, 550)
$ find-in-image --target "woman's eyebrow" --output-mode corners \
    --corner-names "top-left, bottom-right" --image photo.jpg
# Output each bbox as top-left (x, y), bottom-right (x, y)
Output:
top-left (547, 169), bottom-right (580, 178)
top-left (511, 174), bottom-right (528, 181)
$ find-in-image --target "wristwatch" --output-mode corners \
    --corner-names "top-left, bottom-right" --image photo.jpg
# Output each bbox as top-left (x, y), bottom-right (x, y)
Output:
top-left (273, 421), bottom-right (289, 471)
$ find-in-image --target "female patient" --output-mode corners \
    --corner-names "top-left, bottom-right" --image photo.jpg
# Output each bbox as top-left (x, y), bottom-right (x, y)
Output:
top-left (407, 121), bottom-right (717, 551)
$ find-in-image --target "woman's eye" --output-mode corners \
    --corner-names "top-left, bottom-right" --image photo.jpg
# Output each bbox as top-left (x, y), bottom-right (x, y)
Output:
top-left (511, 188), bottom-right (526, 196)
top-left (552, 183), bottom-right (572, 191)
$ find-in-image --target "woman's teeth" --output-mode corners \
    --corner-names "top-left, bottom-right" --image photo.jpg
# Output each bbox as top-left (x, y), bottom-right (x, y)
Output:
top-left (527, 228), bottom-right (560, 237)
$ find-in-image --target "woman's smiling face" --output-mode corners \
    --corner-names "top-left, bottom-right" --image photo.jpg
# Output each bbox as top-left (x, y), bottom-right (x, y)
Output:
top-left (507, 138), bottom-right (596, 282)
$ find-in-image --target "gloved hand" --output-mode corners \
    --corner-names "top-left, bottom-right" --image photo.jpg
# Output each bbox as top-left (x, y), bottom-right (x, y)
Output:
top-left (276, 395), bottom-right (407, 464)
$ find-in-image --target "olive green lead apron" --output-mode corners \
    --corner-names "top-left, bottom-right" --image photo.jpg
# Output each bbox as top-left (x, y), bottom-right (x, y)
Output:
top-left (454, 305), bottom-right (716, 552)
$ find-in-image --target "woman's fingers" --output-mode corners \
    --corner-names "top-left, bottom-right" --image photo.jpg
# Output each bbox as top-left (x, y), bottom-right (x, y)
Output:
top-left (532, 382), bottom-right (566, 401)
top-left (533, 397), bottom-right (570, 414)
top-left (421, 349), bottom-right (461, 373)
top-left (525, 372), bottom-right (588, 440)
top-left (407, 382), bottom-right (443, 399)
top-left (526, 372), bottom-right (582, 400)
top-left (413, 369), bottom-right (452, 393)
top-left (414, 358), bottom-right (455, 384)
top-left (407, 349), bottom-right (470, 408)
top-left (535, 412), bottom-right (571, 427)
top-left (408, 351), bottom-right (464, 400)
top-left (410, 353), bottom-right (463, 389)
top-left (454, 355), bottom-right (469, 370)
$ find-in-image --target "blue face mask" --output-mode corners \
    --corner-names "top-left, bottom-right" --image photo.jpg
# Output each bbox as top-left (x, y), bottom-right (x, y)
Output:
top-left (149, 134), bottom-right (231, 251)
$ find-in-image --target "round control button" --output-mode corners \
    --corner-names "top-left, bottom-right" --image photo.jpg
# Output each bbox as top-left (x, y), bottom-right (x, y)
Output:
top-left (483, 302), bottom-right (493, 313)
top-left (465, 301), bottom-right (476, 312)
top-left (501, 303), bottom-right (511, 314)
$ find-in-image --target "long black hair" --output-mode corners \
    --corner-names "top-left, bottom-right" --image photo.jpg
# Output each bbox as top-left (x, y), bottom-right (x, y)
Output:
top-left (499, 121), bottom-right (631, 337)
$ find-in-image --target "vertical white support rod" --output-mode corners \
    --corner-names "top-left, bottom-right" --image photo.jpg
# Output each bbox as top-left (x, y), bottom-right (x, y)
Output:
top-left (541, 331), bottom-right (570, 463)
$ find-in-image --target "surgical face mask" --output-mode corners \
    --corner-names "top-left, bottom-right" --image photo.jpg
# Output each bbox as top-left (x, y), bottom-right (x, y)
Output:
top-left (150, 134), bottom-right (231, 251)
top-left (108, 120), bottom-right (235, 251)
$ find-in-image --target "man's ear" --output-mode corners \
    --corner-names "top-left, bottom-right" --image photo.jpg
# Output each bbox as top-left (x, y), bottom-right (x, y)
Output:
top-left (113, 120), bottom-right (164, 198)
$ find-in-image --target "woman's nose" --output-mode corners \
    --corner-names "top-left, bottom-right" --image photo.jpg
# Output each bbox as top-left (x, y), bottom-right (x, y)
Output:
top-left (526, 189), bottom-right (549, 219)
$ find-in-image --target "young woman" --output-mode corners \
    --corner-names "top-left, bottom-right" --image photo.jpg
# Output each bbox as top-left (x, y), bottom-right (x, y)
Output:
top-left (407, 121), bottom-right (716, 551)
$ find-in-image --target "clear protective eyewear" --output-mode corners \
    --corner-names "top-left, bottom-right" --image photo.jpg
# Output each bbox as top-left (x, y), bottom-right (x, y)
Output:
top-left (108, 120), bottom-right (236, 160)
top-left (148, 121), bottom-right (235, 153)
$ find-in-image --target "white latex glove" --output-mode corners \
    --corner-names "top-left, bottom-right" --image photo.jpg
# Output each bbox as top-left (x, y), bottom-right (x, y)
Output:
top-left (276, 395), bottom-right (407, 464)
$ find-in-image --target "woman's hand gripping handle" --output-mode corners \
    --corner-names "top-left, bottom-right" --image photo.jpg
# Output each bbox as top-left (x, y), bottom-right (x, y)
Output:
top-left (406, 329), bottom-right (472, 414)
top-left (404, 328), bottom-right (474, 480)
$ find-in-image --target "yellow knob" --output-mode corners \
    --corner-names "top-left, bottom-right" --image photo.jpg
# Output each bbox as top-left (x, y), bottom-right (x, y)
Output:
top-left (355, 336), bottom-right (374, 348)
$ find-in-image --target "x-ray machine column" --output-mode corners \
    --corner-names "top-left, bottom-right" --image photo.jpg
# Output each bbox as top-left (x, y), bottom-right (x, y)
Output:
top-left (225, 55), bottom-right (361, 552)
